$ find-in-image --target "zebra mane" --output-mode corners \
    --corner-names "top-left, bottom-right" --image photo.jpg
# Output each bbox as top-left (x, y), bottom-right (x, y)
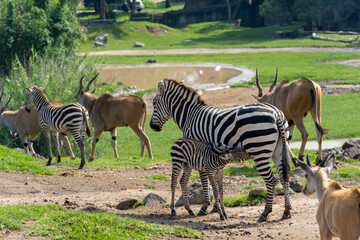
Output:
top-left (32, 86), bottom-right (49, 102)
top-left (165, 79), bottom-right (206, 105)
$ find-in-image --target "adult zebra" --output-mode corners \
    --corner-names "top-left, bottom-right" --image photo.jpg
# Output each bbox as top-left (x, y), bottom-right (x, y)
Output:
top-left (150, 79), bottom-right (292, 222)
top-left (25, 86), bottom-right (91, 169)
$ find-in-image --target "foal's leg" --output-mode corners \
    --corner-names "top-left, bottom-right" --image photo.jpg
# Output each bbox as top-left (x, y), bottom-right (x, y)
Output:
top-left (180, 164), bottom-right (194, 216)
top-left (197, 170), bottom-right (211, 216)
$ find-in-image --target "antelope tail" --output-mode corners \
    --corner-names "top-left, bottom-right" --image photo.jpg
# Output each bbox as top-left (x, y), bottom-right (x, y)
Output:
top-left (140, 99), bottom-right (148, 131)
top-left (311, 83), bottom-right (329, 136)
top-left (82, 111), bottom-right (92, 137)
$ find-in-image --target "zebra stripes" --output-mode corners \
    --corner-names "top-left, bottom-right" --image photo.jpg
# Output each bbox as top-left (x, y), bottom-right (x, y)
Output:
top-left (25, 86), bottom-right (91, 169)
top-left (170, 137), bottom-right (250, 220)
top-left (150, 79), bottom-right (292, 221)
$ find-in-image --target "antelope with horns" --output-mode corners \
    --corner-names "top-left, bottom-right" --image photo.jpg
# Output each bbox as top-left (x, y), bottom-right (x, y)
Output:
top-left (0, 91), bottom-right (75, 158)
top-left (76, 74), bottom-right (153, 161)
top-left (299, 155), bottom-right (360, 240)
top-left (255, 69), bottom-right (329, 164)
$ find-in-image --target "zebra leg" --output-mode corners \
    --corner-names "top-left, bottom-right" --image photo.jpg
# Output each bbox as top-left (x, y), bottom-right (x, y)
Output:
top-left (170, 164), bottom-right (182, 216)
top-left (255, 160), bottom-right (278, 222)
top-left (110, 128), bottom-right (119, 158)
top-left (180, 164), bottom-right (194, 216)
top-left (71, 130), bottom-right (86, 169)
top-left (197, 170), bottom-right (211, 216)
top-left (207, 169), bottom-right (225, 220)
top-left (42, 129), bottom-right (53, 166)
top-left (54, 133), bottom-right (62, 163)
top-left (217, 169), bottom-right (227, 220)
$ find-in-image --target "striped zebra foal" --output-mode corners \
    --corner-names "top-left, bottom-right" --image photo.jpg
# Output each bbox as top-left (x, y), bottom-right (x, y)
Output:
top-left (150, 79), bottom-right (293, 222)
top-left (170, 137), bottom-right (250, 220)
top-left (25, 86), bottom-right (92, 169)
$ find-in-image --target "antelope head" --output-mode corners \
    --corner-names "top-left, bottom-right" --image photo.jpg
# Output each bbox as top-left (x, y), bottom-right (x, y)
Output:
top-left (298, 154), bottom-right (335, 199)
top-left (76, 73), bottom-right (99, 105)
top-left (253, 68), bottom-right (278, 102)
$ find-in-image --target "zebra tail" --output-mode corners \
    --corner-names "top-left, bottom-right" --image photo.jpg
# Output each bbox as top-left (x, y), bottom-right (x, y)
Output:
top-left (277, 115), bottom-right (291, 182)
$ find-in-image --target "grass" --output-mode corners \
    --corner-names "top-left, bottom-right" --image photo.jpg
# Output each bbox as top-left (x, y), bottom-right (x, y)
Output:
top-left (79, 21), bottom-right (360, 52)
top-left (139, 174), bottom-right (170, 181)
top-left (0, 204), bottom-right (203, 239)
top-left (144, 184), bottom-right (156, 189)
top-left (224, 192), bottom-right (267, 207)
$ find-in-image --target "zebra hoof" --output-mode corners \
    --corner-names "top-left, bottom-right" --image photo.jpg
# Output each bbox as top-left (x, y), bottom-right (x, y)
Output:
top-left (257, 214), bottom-right (268, 223)
top-left (188, 210), bottom-right (195, 216)
top-left (210, 206), bottom-right (218, 213)
top-left (46, 160), bottom-right (52, 166)
top-left (171, 210), bottom-right (176, 216)
top-left (282, 211), bottom-right (291, 219)
top-left (197, 209), bottom-right (207, 216)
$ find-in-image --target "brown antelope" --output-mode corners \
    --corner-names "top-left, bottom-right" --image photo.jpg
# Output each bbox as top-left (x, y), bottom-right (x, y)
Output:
top-left (0, 92), bottom-right (75, 159)
top-left (255, 69), bottom-right (329, 164)
top-left (299, 155), bottom-right (360, 240)
top-left (76, 74), bottom-right (153, 161)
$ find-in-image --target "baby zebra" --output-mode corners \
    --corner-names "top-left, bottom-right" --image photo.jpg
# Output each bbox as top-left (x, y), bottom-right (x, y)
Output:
top-left (170, 137), bottom-right (250, 220)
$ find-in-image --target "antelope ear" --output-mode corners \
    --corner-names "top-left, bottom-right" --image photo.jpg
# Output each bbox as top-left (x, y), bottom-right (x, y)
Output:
top-left (324, 154), bottom-right (335, 174)
top-left (91, 88), bottom-right (96, 94)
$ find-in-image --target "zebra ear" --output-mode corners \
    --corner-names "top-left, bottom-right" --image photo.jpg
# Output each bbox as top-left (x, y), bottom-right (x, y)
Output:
top-left (158, 81), bottom-right (165, 95)
top-left (25, 87), bottom-right (31, 92)
top-left (39, 87), bottom-right (44, 90)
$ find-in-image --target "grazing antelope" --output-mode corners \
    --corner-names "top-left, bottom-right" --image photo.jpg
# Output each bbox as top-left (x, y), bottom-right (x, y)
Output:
top-left (25, 86), bottom-right (91, 169)
top-left (150, 79), bottom-right (292, 222)
top-left (255, 69), bottom-right (329, 164)
top-left (170, 137), bottom-right (250, 220)
top-left (76, 74), bottom-right (153, 162)
top-left (299, 155), bottom-right (360, 240)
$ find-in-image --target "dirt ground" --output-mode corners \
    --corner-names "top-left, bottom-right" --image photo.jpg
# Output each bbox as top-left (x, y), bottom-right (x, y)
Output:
top-left (1, 86), bottom-right (358, 240)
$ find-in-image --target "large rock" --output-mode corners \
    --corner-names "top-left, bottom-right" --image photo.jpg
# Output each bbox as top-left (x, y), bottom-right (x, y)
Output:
top-left (143, 193), bottom-right (166, 207)
top-left (80, 205), bottom-right (103, 213)
top-left (249, 187), bottom-right (267, 197)
top-left (290, 176), bottom-right (303, 192)
top-left (175, 182), bottom-right (212, 207)
top-left (115, 199), bottom-right (138, 210)
top-left (94, 34), bottom-right (108, 47)
top-left (133, 41), bottom-right (145, 47)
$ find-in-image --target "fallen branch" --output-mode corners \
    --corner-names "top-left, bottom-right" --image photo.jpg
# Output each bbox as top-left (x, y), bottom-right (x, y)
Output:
top-left (312, 32), bottom-right (360, 43)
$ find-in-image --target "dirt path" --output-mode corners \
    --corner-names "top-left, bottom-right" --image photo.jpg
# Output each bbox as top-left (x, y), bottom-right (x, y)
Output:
top-left (78, 47), bottom-right (360, 56)
top-left (0, 163), bottom-right (321, 240)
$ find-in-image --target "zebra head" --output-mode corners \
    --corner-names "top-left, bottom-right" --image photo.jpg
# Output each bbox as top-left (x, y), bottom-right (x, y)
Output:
top-left (150, 80), bottom-right (171, 132)
top-left (25, 86), bottom-right (44, 113)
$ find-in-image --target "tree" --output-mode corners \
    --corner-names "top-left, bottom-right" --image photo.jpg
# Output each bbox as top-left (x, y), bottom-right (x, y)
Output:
top-left (0, 0), bottom-right (82, 75)
top-left (100, 0), bottom-right (106, 19)
top-left (165, 0), bottom-right (171, 8)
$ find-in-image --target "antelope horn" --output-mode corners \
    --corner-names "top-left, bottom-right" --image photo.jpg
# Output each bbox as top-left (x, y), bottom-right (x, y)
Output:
top-left (79, 75), bottom-right (86, 91)
top-left (297, 156), bottom-right (313, 175)
top-left (269, 68), bottom-right (278, 92)
top-left (85, 73), bottom-right (100, 92)
top-left (318, 154), bottom-right (330, 167)
top-left (306, 155), bottom-right (312, 167)
top-left (255, 68), bottom-right (263, 97)
top-left (2, 94), bottom-right (12, 111)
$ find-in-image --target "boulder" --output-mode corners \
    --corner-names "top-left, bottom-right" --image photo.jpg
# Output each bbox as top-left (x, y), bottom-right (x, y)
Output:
top-left (94, 34), bottom-right (108, 47)
top-left (80, 205), bottom-right (103, 213)
top-left (249, 187), bottom-right (267, 197)
top-left (290, 176), bottom-right (303, 192)
top-left (175, 182), bottom-right (213, 207)
top-left (133, 41), bottom-right (145, 47)
top-left (143, 193), bottom-right (166, 207)
top-left (115, 198), bottom-right (138, 210)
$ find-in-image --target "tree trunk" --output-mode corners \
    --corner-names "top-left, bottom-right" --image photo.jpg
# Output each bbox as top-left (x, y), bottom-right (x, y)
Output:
top-left (100, 0), bottom-right (106, 20)
top-left (226, 0), bottom-right (231, 20)
top-left (165, 0), bottom-right (171, 8)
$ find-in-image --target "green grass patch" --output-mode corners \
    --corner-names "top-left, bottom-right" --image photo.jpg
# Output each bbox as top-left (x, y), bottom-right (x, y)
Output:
top-left (0, 204), bottom-right (203, 239)
top-left (224, 192), bottom-right (267, 207)
top-left (79, 21), bottom-right (359, 52)
top-left (0, 145), bottom-right (59, 175)
top-left (139, 174), bottom-right (170, 181)
top-left (144, 184), bottom-right (156, 189)
top-left (330, 167), bottom-right (360, 181)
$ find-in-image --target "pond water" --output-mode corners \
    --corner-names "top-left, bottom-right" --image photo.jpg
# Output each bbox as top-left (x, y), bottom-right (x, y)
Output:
top-left (97, 63), bottom-right (248, 90)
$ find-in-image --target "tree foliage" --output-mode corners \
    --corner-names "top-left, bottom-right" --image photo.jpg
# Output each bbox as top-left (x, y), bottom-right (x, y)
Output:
top-left (0, 0), bottom-right (83, 75)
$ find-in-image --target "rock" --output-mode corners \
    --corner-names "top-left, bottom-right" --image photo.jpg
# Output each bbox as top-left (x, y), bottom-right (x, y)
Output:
top-left (80, 205), bottom-right (103, 213)
top-left (175, 182), bottom-right (213, 207)
top-left (290, 176), bottom-right (303, 192)
top-left (115, 199), bottom-right (138, 210)
top-left (249, 179), bottom-right (262, 186)
top-left (292, 168), bottom-right (306, 177)
top-left (133, 41), bottom-right (145, 47)
top-left (249, 187), bottom-right (267, 197)
top-left (342, 139), bottom-right (356, 150)
top-left (143, 193), bottom-right (166, 207)
top-left (275, 187), bottom-right (294, 195)
top-left (94, 34), bottom-right (108, 47)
